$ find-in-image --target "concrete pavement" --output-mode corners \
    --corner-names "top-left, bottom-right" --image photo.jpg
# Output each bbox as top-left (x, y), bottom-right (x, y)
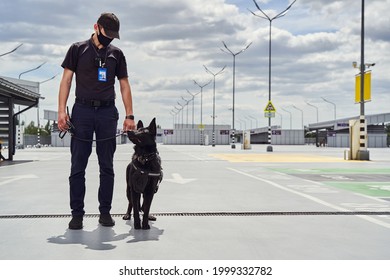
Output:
top-left (1, 144), bottom-right (390, 260)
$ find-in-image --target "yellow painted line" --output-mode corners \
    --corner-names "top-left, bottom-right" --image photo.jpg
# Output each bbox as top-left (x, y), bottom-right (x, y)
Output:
top-left (210, 153), bottom-right (346, 163)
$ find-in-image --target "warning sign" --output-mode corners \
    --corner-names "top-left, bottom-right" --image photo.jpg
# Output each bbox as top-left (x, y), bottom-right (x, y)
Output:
top-left (264, 101), bottom-right (276, 112)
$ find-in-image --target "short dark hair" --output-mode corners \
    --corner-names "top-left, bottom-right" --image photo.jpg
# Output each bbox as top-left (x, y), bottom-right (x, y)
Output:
top-left (97, 12), bottom-right (120, 39)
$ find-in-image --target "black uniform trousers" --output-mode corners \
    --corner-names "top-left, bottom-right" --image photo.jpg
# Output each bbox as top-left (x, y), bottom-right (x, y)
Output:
top-left (69, 102), bottom-right (119, 217)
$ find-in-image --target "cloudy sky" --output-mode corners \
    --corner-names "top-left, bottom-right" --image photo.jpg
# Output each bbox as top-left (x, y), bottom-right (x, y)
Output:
top-left (1, 0), bottom-right (389, 130)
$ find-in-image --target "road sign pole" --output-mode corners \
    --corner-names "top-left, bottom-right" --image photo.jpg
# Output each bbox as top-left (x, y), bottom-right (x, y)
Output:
top-left (264, 101), bottom-right (276, 151)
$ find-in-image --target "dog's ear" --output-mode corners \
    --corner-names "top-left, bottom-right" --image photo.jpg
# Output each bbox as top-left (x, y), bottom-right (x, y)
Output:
top-left (137, 120), bottom-right (144, 129)
top-left (149, 118), bottom-right (157, 136)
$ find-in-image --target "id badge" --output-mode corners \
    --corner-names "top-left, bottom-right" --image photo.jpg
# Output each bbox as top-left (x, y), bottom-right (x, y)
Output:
top-left (98, 68), bottom-right (107, 82)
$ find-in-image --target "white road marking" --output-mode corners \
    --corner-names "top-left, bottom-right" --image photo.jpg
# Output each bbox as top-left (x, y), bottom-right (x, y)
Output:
top-left (228, 167), bottom-right (390, 229)
top-left (165, 173), bottom-right (197, 185)
top-left (0, 174), bottom-right (39, 186)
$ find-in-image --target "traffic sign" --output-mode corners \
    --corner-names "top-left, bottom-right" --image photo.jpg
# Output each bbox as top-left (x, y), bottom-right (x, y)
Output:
top-left (264, 101), bottom-right (276, 112)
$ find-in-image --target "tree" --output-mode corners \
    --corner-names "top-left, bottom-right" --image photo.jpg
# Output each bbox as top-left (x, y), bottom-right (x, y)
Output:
top-left (23, 120), bottom-right (51, 136)
top-left (24, 121), bottom-right (38, 135)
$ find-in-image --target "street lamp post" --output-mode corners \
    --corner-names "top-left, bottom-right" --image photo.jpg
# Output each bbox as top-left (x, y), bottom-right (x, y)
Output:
top-left (0, 43), bottom-right (23, 57)
top-left (221, 41), bottom-right (252, 149)
top-left (186, 89), bottom-right (200, 129)
top-left (181, 96), bottom-right (191, 127)
top-left (354, 0), bottom-right (370, 160)
top-left (176, 102), bottom-right (185, 129)
top-left (35, 75), bottom-right (57, 148)
top-left (306, 101), bottom-right (319, 123)
top-left (18, 61), bottom-right (48, 147)
top-left (35, 96), bottom-right (46, 148)
top-left (238, 119), bottom-right (246, 131)
top-left (249, 115), bottom-right (258, 128)
top-left (281, 108), bottom-right (292, 129)
top-left (40, 74), bottom-right (59, 84)
top-left (321, 97), bottom-right (336, 123)
top-left (194, 79), bottom-right (211, 145)
top-left (276, 112), bottom-right (283, 128)
top-left (170, 110), bottom-right (176, 128)
top-left (174, 106), bottom-right (182, 128)
top-left (292, 105), bottom-right (304, 129)
top-left (250, 0), bottom-right (297, 152)
top-left (18, 62), bottom-right (46, 79)
top-left (204, 65), bottom-right (226, 147)
top-left (245, 116), bottom-right (253, 130)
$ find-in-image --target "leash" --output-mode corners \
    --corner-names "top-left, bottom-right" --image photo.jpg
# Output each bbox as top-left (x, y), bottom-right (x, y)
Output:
top-left (59, 121), bottom-right (126, 142)
top-left (58, 106), bottom-right (126, 142)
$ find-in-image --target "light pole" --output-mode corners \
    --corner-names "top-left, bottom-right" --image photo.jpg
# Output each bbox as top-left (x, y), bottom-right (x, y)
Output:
top-left (181, 96), bottom-right (191, 128)
top-left (194, 79), bottom-right (211, 145)
top-left (250, 0), bottom-right (297, 152)
top-left (18, 62), bottom-right (46, 79)
top-left (292, 105), bottom-right (304, 129)
top-left (35, 75), bottom-right (57, 148)
top-left (276, 112), bottom-right (283, 128)
top-left (221, 41), bottom-right (252, 149)
top-left (0, 43), bottom-right (23, 57)
top-left (174, 106), bottom-right (182, 128)
top-left (249, 115), bottom-right (258, 128)
top-left (245, 116), bottom-right (253, 129)
top-left (351, 0), bottom-right (370, 160)
top-left (204, 65), bottom-right (226, 147)
top-left (281, 108), bottom-right (292, 129)
top-left (238, 119), bottom-right (247, 131)
top-left (321, 97), bottom-right (336, 122)
top-left (170, 110), bottom-right (176, 128)
top-left (40, 74), bottom-right (59, 84)
top-left (306, 101), bottom-right (319, 123)
top-left (177, 101), bottom-right (184, 128)
top-left (176, 102), bottom-right (185, 129)
top-left (35, 96), bottom-right (46, 148)
top-left (186, 89), bottom-right (200, 129)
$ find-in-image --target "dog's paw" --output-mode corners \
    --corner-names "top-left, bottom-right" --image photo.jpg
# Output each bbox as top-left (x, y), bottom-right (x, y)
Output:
top-left (122, 214), bottom-right (131, 220)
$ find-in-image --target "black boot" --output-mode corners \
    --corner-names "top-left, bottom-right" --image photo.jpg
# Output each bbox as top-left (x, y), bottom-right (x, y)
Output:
top-left (99, 213), bottom-right (115, 227)
top-left (69, 216), bottom-right (83, 230)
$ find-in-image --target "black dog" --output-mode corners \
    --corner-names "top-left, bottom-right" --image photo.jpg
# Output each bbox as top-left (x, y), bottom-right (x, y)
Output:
top-left (123, 118), bottom-right (162, 229)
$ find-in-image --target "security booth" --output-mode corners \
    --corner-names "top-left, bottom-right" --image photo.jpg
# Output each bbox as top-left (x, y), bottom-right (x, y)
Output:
top-left (0, 76), bottom-right (41, 161)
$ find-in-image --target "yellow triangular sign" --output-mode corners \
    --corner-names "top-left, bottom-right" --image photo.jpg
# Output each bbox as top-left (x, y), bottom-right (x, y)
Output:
top-left (264, 101), bottom-right (276, 112)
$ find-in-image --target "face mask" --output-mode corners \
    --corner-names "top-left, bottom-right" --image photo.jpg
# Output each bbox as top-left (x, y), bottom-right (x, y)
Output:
top-left (97, 26), bottom-right (113, 47)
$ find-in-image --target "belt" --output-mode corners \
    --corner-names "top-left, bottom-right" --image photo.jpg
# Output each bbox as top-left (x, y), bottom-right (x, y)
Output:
top-left (75, 98), bottom-right (115, 107)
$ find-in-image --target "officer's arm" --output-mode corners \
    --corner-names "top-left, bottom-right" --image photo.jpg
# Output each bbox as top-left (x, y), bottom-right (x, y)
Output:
top-left (58, 68), bottom-right (74, 131)
top-left (119, 77), bottom-right (136, 131)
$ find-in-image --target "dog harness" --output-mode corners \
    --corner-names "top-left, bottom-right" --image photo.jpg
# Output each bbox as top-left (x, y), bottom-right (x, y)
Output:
top-left (131, 152), bottom-right (163, 190)
top-left (131, 162), bottom-right (163, 178)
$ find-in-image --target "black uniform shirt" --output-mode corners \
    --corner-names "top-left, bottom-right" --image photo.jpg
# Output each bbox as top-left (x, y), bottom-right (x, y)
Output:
top-left (61, 36), bottom-right (128, 100)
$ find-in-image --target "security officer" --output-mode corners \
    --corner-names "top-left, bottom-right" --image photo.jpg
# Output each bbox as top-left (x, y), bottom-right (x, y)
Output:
top-left (58, 12), bottom-right (136, 230)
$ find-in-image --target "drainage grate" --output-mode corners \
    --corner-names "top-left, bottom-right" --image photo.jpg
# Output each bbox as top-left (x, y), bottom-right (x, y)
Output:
top-left (0, 211), bottom-right (390, 219)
